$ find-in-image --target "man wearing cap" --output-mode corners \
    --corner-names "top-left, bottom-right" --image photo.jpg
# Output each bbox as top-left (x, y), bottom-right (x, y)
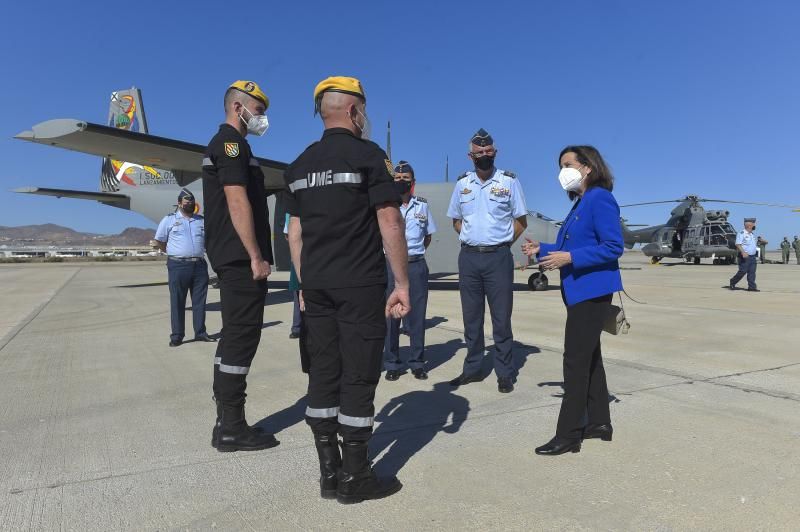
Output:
top-left (792, 235), bottom-right (800, 265)
top-left (153, 189), bottom-right (215, 347)
top-left (384, 160), bottom-right (437, 382)
top-left (201, 80), bottom-right (278, 452)
top-left (729, 218), bottom-right (759, 291)
top-left (447, 129), bottom-right (528, 393)
top-left (781, 236), bottom-right (791, 264)
top-left (285, 76), bottom-right (409, 503)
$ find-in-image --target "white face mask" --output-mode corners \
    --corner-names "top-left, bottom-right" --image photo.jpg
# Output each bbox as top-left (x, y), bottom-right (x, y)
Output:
top-left (558, 167), bottom-right (584, 192)
top-left (240, 105), bottom-right (269, 136)
top-left (353, 108), bottom-right (371, 140)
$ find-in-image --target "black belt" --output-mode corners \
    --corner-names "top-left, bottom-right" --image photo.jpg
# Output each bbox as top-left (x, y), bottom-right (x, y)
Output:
top-left (168, 256), bottom-right (205, 262)
top-left (461, 243), bottom-right (510, 253)
top-left (408, 255), bottom-right (425, 263)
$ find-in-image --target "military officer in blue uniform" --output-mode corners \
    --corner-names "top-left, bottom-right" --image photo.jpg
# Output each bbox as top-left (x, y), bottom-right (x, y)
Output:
top-left (384, 161), bottom-right (437, 381)
top-left (154, 189), bottom-right (215, 347)
top-left (447, 129), bottom-right (528, 393)
top-left (729, 217), bottom-right (759, 291)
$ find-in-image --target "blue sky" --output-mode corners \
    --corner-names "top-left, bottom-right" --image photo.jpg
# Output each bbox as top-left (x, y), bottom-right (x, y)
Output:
top-left (2, 0), bottom-right (799, 246)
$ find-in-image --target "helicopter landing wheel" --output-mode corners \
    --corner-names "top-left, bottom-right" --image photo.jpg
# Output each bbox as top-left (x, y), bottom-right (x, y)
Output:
top-left (694, 257), bottom-right (701, 265)
top-left (528, 272), bottom-right (549, 291)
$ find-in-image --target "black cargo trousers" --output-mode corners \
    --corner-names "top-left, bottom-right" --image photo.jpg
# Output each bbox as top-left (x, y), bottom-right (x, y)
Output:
top-left (212, 260), bottom-right (268, 407)
top-left (303, 284), bottom-right (386, 442)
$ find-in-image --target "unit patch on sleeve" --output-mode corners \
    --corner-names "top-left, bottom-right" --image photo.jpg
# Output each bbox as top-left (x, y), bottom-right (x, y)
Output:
top-left (224, 143), bottom-right (240, 158)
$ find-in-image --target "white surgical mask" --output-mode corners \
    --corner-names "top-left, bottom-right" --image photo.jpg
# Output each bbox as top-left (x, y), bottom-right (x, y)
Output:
top-left (240, 105), bottom-right (269, 136)
top-left (353, 108), bottom-right (371, 140)
top-left (558, 167), bottom-right (584, 192)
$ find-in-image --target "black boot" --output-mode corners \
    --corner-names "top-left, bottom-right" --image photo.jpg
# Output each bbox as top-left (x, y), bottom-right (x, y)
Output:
top-left (313, 433), bottom-right (341, 499)
top-left (211, 397), bottom-right (263, 448)
top-left (336, 441), bottom-right (402, 504)
top-left (216, 404), bottom-right (280, 452)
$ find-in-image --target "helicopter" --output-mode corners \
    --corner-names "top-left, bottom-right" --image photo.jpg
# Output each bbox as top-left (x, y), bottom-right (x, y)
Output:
top-left (619, 195), bottom-right (799, 265)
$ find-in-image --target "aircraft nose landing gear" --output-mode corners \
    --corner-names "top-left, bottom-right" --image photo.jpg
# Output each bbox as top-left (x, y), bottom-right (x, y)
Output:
top-left (528, 271), bottom-right (549, 291)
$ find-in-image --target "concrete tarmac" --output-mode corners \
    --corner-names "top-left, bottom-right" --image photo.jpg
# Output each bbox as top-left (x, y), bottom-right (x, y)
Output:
top-left (0, 254), bottom-right (798, 531)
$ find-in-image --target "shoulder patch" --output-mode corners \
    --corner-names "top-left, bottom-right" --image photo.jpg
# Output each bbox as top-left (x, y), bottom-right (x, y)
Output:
top-left (224, 142), bottom-right (239, 158)
top-left (415, 196), bottom-right (427, 203)
top-left (503, 170), bottom-right (516, 178)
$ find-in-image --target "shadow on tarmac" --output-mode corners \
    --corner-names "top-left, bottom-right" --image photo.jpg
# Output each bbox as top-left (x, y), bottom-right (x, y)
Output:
top-left (253, 395), bottom-right (307, 435)
top-left (371, 381), bottom-right (470, 477)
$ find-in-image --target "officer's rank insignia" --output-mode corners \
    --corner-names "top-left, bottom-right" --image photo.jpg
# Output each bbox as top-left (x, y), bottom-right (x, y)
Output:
top-left (461, 188), bottom-right (472, 194)
top-left (224, 142), bottom-right (240, 158)
top-left (384, 159), bottom-right (394, 175)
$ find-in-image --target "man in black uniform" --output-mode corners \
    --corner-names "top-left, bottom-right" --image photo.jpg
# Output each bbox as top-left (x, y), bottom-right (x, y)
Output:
top-left (202, 80), bottom-right (279, 452)
top-left (285, 76), bottom-right (410, 503)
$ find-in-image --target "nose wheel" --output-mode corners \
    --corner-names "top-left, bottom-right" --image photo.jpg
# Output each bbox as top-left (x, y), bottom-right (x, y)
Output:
top-left (528, 271), bottom-right (549, 291)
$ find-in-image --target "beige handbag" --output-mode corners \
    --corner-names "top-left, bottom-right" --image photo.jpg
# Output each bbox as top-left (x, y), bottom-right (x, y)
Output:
top-left (603, 292), bottom-right (630, 335)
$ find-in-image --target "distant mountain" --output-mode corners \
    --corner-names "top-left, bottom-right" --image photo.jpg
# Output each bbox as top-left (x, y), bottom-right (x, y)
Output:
top-left (0, 224), bottom-right (155, 247)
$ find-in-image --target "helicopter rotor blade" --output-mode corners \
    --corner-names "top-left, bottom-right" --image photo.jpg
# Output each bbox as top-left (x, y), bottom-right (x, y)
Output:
top-left (619, 200), bottom-right (685, 208)
top-left (698, 199), bottom-right (800, 209)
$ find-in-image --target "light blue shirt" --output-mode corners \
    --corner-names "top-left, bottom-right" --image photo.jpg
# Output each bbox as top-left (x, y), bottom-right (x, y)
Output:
top-left (155, 211), bottom-right (205, 257)
top-left (736, 229), bottom-right (757, 255)
top-left (446, 169), bottom-right (527, 245)
top-left (402, 196), bottom-right (437, 256)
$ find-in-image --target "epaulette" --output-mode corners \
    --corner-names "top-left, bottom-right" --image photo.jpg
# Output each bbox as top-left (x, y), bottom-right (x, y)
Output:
top-left (414, 196), bottom-right (427, 203)
top-left (503, 170), bottom-right (516, 178)
top-left (458, 172), bottom-right (469, 180)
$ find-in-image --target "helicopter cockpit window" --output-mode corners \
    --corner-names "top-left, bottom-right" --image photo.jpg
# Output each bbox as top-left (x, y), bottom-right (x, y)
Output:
top-left (711, 226), bottom-right (724, 235)
top-left (722, 223), bottom-right (735, 234)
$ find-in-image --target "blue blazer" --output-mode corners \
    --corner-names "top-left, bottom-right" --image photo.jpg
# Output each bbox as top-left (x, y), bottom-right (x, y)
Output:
top-left (538, 187), bottom-right (624, 306)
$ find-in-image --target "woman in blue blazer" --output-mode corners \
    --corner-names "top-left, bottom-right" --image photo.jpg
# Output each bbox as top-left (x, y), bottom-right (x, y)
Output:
top-left (522, 145), bottom-right (624, 455)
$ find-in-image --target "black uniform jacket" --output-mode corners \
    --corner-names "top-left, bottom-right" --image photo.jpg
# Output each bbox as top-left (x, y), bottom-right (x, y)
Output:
top-left (283, 128), bottom-right (399, 289)
top-left (202, 124), bottom-right (273, 270)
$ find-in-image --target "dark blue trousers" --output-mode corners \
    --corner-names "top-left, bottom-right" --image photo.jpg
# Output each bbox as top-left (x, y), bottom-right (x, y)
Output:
top-left (167, 258), bottom-right (209, 342)
top-left (458, 247), bottom-right (515, 379)
top-left (730, 254), bottom-right (757, 289)
top-left (292, 291), bottom-right (302, 335)
top-left (384, 258), bottom-right (429, 371)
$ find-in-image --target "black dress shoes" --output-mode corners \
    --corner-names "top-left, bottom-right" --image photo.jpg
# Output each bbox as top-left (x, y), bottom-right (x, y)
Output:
top-left (449, 373), bottom-right (482, 387)
top-left (385, 370), bottom-right (402, 381)
top-left (498, 377), bottom-right (514, 393)
top-left (583, 423), bottom-right (613, 441)
top-left (412, 368), bottom-right (428, 380)
top-left (747, 288), bottom-right (760, 292)
top-left (169, 339), bottom-right (182, 347)
top-left (289, 331), bottom-right (301, 339)
top-left (535, 437), bottom-right (581, 455)
top-left (194, 333), bottom-right (217, 343)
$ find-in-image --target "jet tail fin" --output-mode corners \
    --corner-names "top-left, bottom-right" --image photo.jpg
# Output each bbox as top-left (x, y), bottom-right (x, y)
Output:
top-left (101, 88), bottom-right (148, 192)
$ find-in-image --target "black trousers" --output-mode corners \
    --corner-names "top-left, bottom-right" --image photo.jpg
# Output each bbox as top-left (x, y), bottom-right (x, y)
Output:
top-left (730, 254), bottom-right (757, 290)
top-left (556, 294), bottom-right (612, 440)
top-left (212, 261), bottom-right (268, 407)
top-left (303, 284), bottom-right (386, 442)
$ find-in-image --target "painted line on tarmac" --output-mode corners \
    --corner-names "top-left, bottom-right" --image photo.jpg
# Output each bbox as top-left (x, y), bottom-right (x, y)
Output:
top-left (0, 267), bottom-right (82, 354)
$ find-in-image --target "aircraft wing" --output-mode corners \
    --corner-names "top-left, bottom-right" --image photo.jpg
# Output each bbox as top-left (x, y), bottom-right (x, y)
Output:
top-left (15, 119), bottom-right (288, 190)
top-left (14, 187), bottom-right (130, 208)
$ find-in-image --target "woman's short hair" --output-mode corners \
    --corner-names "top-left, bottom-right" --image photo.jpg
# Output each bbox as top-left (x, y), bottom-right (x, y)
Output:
top-left (559, 145), bottom-right (614, 199)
